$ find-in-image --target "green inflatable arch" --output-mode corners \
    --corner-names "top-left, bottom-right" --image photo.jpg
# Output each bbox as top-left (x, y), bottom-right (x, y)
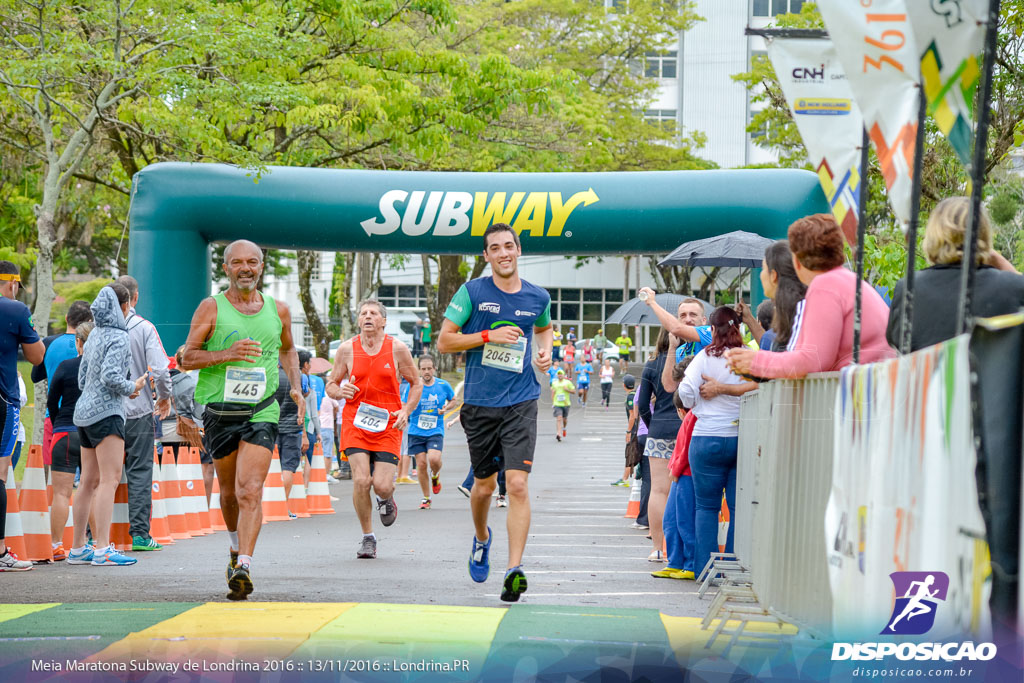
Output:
top-left (127, 162), bottom-right (828, 349)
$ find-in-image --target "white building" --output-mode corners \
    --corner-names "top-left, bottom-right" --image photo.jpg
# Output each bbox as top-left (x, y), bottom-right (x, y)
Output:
top-left (268, 1), bottom-right (786, 346)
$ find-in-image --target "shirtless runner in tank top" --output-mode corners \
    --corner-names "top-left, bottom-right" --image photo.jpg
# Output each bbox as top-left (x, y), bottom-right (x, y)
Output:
top-left (326, 299), bottom-right (421, 559)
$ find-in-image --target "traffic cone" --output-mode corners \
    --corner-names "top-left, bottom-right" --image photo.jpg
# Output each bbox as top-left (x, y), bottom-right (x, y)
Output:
top-left (305, 447), bottom-right (335, 515)
top-left (208, 474), bottom-right (227, 531)
top-left (177, 448), bottom-right (202, 537)
top-left (110, 468), bottom-right (132, 551)
top-left (624, 475), bottom-right (641, 519)
top-left (718, 495), bottom-right (730, 553)
top-left (46, 468), bottom-right (54, 507)
top-left (18, 445), bottom-right (53, 562)
top-left (189, 448), bottom-right (212, 534)
top-left (150, 449), bottom-right (174, 546)
top-left (62, 494), bottom-right (75, 551)
top-left (288, 467), bottom-right (311, 518)
top-left (3, 476), bottom-right (28, 560)
top-left (261, 448), bottom-right (290, 522)
top-left (160, 447), bottom-right (190, 540)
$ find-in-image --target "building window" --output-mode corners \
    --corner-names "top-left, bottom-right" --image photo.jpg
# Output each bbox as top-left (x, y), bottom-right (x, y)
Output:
top-left (752, 0), bottom-right (770, 17)
top-left (644, 109), bottom-right (677, 132)
top-left (644, 51), bottom-right (677, 80)
top-left (302, 326), bottom-right (314, 348)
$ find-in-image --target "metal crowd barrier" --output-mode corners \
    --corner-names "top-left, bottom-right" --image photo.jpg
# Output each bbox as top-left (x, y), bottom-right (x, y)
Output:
top-left (733, 372), bottom-right (840, 639)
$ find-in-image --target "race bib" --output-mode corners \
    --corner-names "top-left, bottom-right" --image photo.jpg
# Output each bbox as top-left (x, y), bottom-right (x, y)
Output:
top-left (417, 414), bottom-right (438, 430)
top-left (555, 392), bottom-right (568, 403)
top-left (481, 336), bottom-right (527, 373)
top-left (223, 366), bottom-right (267, 404)
top-left (354, 402), bottom-right (390, 433)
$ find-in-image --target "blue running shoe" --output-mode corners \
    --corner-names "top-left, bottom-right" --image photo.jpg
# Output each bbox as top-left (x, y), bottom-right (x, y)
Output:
top-left (90, 545), bottom-right (138, 566)
top-left (468, 527), bottom-right (492, 583)
top-left (66, 545), bottom-right (95, 565)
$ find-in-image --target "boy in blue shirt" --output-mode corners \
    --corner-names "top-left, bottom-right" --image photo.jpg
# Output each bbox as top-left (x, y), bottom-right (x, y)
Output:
top-left (573, 360), bottom-right (592, 406)
top-left (402, 355), bottom-right (456, 509)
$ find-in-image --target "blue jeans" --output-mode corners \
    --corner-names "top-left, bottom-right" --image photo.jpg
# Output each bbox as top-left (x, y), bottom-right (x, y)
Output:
top-left (664, 475), bottom-right (696, 572)
top-left (688, 436), bottom-right (738, 575)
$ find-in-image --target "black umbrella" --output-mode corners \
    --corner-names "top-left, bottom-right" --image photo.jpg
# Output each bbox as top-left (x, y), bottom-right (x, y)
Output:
top-left (658, 230), bottom-right (774, 268)
top-left (605, 293), bottom-right (713, 326)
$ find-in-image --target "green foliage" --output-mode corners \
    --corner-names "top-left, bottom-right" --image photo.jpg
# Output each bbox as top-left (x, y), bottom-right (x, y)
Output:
top-left (51, 278), bottom-right (109, 324)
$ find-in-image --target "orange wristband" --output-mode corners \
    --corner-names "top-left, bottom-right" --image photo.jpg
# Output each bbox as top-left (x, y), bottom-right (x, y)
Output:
top-left (481, 330), bottom-right (490, 343)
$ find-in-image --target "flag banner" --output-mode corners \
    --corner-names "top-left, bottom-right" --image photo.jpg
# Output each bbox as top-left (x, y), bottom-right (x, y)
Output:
top-left (818, 0), bottom-right (921, 228)
top-left (767, 38), bottom-right (866, 245)
top-left (906, 0), bottom-right (987, 166)
top-left (826, 335), bottom-right (991, 641)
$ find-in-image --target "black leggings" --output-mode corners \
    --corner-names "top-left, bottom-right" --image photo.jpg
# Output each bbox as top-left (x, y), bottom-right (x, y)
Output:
top-left (601, 383), bottom-right (612, 404)
top-left (0, 480), bottom-right (6, 544)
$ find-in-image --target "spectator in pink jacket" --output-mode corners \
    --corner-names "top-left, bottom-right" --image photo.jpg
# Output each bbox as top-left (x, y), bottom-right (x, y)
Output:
top-left (726, 214), bottom-right (895, 379)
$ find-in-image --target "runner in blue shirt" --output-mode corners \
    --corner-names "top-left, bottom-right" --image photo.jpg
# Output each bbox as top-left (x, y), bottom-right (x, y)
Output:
top-left (438, 222), bottom-right (553, 603)
top-left (401, 355), bottom-right (456, 510)
top-left (667, 297), bottom-right (712, 361)
top-left (0, 261), bottom-right (44, 571)
top-left (573, 360), bottom-right (593, 406)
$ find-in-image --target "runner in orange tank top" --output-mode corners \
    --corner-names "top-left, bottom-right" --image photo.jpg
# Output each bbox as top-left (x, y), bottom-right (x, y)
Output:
top-left (327, 299), bottom-right (420, 559)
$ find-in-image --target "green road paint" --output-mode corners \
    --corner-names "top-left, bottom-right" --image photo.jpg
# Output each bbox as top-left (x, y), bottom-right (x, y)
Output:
top-left (482, 604), bottom-right (681, 679)
top-left (0, 602), bottom-right (199, 670)
top-left (0, 604), bottom-right (58, 626)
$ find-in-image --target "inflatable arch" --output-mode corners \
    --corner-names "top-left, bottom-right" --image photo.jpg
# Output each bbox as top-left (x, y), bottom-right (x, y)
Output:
top-left (127, 162), bottom-right (828, 348)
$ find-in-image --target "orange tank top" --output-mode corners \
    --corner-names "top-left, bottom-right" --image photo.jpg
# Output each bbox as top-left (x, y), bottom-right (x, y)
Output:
top-left (340, 334), bottom-right (403, 454)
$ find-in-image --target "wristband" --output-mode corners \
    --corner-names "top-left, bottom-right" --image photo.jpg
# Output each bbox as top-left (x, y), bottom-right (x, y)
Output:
top-left (481, 330), bottom-right (490, 343)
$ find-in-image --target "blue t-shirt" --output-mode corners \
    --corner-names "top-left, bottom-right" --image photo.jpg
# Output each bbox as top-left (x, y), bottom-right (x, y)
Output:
top-left (310, 374), bottom-right (325, 411)
top-left (546, 367), bottom-right (559, 385)
top-left (574, 362), bottom-right (592, 385)
top-left (0, 296), bottom-right (40, 403)
top-left (402, 378), bottom-right (455, 437)
top-left (444, 276), bottom-right (552, 408)
top-left (760, 329), bottom-right (777, 351)
top-left (43, 333), bottom-right (77, 418)
top-left (675, 325), bottom-right (712, 362)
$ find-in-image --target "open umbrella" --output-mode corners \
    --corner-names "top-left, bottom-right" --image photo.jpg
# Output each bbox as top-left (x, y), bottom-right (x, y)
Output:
top-left (309, 356), bottom-right (333, 375)
top-left (605, 294), bottom-right (713, 326)
top-left (658, 230), bottom-right (774, 268)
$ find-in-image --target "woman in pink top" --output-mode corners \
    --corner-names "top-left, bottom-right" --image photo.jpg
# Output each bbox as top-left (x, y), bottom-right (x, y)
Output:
top-left (726, 214), bottom-right (895, 378)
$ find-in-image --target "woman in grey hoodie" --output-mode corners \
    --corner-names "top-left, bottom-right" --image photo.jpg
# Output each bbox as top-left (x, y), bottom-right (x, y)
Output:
top-left (69, 283), bottom-right (147, 567)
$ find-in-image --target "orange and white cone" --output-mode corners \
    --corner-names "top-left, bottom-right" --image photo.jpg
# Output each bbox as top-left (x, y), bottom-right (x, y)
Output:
top-left (62, 494), bottom-right (75, 551)
top-left (3, 476), bottom-right (28, 560)
top-left (208, 475), bottom-right (227, 532)
top-left (160, 447), bottom-right (190, 540)
top-left (288, 467), bottom-right (311, 518)
top-left (18, 445), bottom-right (53, 562)
top-left (718, 495), bottom-right (730, 553)
top-left (305, 448), bottom-right (335, 515)
top-left (110, 468), bottom-right (132, 551)
top-left (188, 448), bottom-right (212, 534)
top-left (177, 448), bottom-right (202, 537)
top-left (261, 448), bottom-right (290, 522)
top-left (624, 475), bottom-right (641, 519)
top-left (149, 449), bottom-right (174, 546)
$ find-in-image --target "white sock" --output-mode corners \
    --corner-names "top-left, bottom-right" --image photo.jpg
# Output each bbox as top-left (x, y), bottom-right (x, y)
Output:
top-left (228, 531), bottom-right (239, 551)
top-left (363, 533), bottom-right (376, 541)
top-left (72, 545), bottom-right (86, 554)
top-left (52, 541), bottom-right (61, 549)
top-left (237, 554), bottom-right (252, 568)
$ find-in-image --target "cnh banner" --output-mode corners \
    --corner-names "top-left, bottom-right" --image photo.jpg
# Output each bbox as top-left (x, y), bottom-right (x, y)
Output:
top-left (767, 37), bottom-right (865, 245)
top-left (906, 0), bottom-right (987, 166)
top-left (818, 0), bottom-right (921, 228)
top-left (826, 334), bottom-right (991, 641)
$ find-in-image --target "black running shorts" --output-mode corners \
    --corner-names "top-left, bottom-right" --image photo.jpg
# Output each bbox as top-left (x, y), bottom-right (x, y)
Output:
top-left (78, 415), bottom-right (125, 449)
top-left (460, 399), bottom-right (538, 479)
top-left (50, 430), bottom-right (81, 474)
top-left (343, 448), bottom-right (399, 468)
top-left (204, 420), bottom-right (278, 461)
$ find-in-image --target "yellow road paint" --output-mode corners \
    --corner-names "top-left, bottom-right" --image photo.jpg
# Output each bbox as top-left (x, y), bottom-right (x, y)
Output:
top-left (0, 604), bottom-right (58, 625)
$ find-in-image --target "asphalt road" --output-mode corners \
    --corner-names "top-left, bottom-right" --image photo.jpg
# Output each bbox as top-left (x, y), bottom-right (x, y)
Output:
top-left (5, 372), bottom-right (707, 618)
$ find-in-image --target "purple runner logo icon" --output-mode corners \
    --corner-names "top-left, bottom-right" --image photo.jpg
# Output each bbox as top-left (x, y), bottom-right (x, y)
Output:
top-left (883, 571), bottom-right (949, 635)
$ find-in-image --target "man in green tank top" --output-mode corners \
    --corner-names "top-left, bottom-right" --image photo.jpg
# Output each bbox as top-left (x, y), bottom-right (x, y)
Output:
top-left (181, 240), bottom-right (304, 601)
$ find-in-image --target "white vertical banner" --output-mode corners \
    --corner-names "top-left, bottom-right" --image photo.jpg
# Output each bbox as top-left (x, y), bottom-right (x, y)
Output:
top-left (817, 0), bottom-right (921, 228)
top-left (767, 38), bottom-right (866, 245)
top-left (905, 0), bottom-right (988, 165)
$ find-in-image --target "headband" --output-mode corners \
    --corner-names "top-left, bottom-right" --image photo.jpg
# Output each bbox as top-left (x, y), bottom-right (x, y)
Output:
top-left (0, 273), bottom-right (21, 282)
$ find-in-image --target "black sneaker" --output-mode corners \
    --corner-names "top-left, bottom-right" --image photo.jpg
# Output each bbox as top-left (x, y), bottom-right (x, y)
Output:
top-left (225, 549), bottom-right (238, 581)
top-left (501, 566), bottom-right (528, 602)
top-left (227, 564), bottom-right (253, 601)
top-left (377, 497), bottom-right (398, 527)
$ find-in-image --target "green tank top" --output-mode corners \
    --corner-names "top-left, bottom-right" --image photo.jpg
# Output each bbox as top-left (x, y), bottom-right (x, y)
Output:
top-left (196, 292), bottom-right (282, 423)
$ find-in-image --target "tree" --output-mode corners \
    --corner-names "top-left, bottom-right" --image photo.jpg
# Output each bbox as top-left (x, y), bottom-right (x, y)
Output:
top-left (731, 2), bottom-right (1024, 286)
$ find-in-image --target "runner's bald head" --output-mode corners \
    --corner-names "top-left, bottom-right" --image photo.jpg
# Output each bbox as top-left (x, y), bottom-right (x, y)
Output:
top-left (224, 240), bottom-right (263, 264)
